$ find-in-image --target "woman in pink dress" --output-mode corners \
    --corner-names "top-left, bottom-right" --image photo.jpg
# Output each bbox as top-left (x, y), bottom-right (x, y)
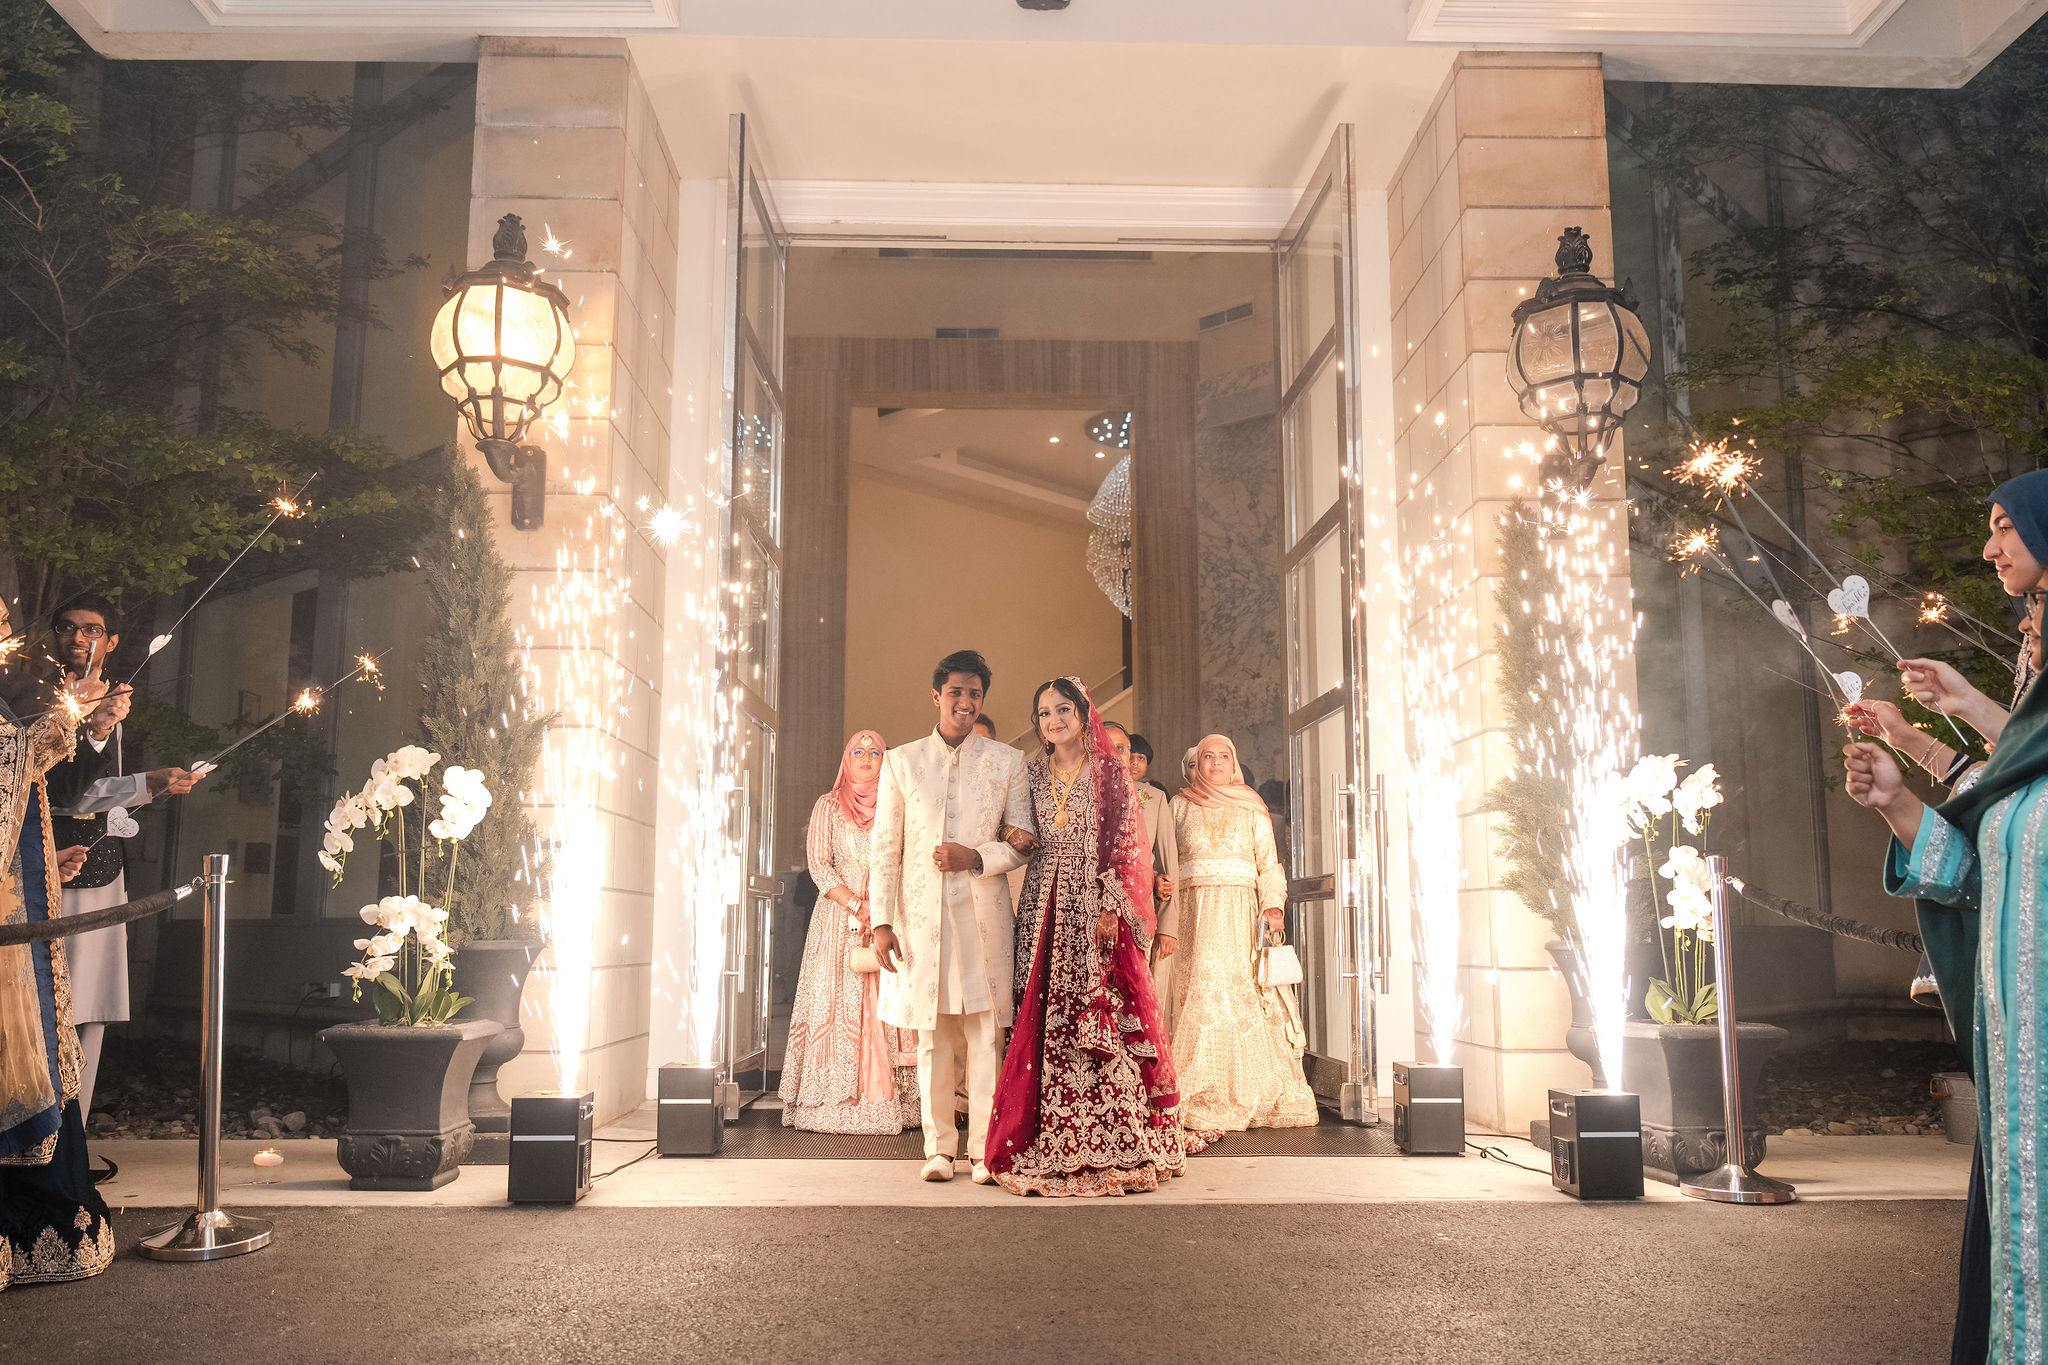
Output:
top-left (779, 730), bottom-right (920, 1134)
top-left (986, 678), bottom-right (1185, 1196)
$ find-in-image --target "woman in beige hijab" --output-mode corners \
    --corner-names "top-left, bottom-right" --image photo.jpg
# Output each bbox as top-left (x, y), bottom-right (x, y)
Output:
top-left (1168, 734), bottom-right (1318, 1145)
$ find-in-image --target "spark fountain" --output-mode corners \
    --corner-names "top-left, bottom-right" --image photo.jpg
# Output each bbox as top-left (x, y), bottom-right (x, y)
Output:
top-left (1394, 500), bottom-right (1472, 1153)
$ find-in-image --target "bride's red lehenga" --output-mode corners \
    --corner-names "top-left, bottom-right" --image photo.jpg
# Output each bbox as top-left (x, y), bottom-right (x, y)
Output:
top-left (985, 687), bottom-right (1186, 1197)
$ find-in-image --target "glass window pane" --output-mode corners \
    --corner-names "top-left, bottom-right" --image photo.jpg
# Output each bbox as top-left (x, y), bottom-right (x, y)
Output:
top-left (1287, 529), bottom-right (1346, 712)
top-left (1282, 179), bottom-right (1341, 388)
top-left (743, 171), bottom-right (782, 372)
top-left (734, 345), bottom-right (781, 537)
top-left (1289, 707), bottom-right (1349, 881)
top-left (736, 712), bottom-right (776, 883)
top-left (1282, 357), bottom-right (1342, 546)
top-left (734, 522), bottom-right (779, 708)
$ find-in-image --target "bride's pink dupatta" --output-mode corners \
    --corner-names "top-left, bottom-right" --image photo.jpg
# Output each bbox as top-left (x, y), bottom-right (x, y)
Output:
top-left (986, 682), bottom-right (1179, 1176)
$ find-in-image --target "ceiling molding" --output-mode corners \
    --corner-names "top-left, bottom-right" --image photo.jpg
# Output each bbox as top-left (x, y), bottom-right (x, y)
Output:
top-left (187, 0), bottom-right (677, 27)
top-left (771, 181), bottom-right (1302, 245)
top-left (1408, 0), bottom-right (1909, 46)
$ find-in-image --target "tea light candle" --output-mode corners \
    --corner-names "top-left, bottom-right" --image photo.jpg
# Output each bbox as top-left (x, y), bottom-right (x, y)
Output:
top-left (253, 1148), bottom-right (283, 1167)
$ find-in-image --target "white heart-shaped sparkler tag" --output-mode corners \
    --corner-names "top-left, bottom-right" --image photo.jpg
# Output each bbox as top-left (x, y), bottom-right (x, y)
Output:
top-left (105, 807), bottom-right (139, 839)
top-left (1770, 600), bottom-right (1809, 640)
top-left (191, 761), bottom-right (217, 778)
top-left (1835, 671), bottom-right (1865, 704)
top-left (147, 634), bottom-right (173, 657)
top-left (1825, 575), bottom-right (1872, 620)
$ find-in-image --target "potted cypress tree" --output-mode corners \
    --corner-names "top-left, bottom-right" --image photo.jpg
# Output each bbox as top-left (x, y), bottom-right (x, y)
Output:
top-left (416, 450), bottom-right (550, 1163)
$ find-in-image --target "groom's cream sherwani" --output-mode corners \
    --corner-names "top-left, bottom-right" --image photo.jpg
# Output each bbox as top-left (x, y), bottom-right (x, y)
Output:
top-left (869, 729), bottom-right (1033, 1163)
top-left (868, 731), bottom-right (1034, 1031)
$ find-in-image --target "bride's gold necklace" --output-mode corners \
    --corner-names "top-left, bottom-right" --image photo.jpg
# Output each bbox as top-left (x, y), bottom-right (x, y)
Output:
top-left (1049, 754), bottom-right (1087, 829)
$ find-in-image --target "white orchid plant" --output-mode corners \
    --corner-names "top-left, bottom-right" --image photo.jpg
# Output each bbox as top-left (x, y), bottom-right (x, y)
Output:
top-left (1622, 754), bottom-right (1726, 1026)
top-left (321, 744), bottom-right (494, 1026)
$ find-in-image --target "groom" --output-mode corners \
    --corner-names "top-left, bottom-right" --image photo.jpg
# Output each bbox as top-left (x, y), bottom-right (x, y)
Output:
top-left (869, 649), bottom-right (1034, 1184)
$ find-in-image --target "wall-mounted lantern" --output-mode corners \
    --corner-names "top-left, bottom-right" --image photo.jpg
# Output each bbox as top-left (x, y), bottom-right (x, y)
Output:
top-left (430, 214), bottom-right (576, 529)
top-left (1506, 227), bottom-right (1650, 493)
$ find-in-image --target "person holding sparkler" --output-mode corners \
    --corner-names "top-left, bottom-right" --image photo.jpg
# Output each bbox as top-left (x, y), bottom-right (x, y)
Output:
top-left (40, 598), bottom-right (206, 1156)
top-left (0, 606), bottom-right (113, 1291)
top-left (778, 730), bottom-right (921, 1136)
top-left (1846, 470), bottom-right (2048, 1365)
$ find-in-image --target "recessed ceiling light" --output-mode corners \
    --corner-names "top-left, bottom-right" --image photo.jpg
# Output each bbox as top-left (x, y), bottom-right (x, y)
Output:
top-left (1094, 450), bottom-right (1107, 458)
top-left (1048, 436), bottom-right (1060, 444)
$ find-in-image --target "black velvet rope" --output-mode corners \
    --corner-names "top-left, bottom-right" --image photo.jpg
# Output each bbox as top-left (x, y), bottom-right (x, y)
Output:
top-left (1727, 876), bottom-right (1925, 954)
top-left (0, 880), bottom-right (201, 946)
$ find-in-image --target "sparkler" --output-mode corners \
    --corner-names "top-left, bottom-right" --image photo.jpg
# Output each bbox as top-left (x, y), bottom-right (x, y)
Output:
top-left (186, 652), bottom-right (381, 776)
top-left (124, 471), bottom-right (320, 687)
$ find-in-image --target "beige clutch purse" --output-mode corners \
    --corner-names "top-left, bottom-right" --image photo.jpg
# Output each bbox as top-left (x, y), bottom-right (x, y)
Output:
top-left (849, 939), bottom-right (882, 974)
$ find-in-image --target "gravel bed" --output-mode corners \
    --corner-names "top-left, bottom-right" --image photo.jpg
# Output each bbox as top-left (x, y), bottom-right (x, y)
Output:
top-left (1754, 1037), bottom-right (1964, 1137)
top-left (87, 1033), bottom-right (349, 1140)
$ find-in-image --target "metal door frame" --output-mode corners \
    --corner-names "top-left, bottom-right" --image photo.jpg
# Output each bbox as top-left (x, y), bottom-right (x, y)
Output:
top-left (1274, 124), bottom-right (1382, 1124)
top-left (718, 112), bottom-right (789, 1115)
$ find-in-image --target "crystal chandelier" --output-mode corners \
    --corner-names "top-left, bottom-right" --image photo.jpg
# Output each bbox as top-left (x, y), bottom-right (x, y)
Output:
top-left (1086, 454), bottom-right (1134, 618)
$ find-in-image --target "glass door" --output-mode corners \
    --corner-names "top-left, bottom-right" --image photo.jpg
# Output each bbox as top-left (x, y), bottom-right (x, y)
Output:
top-left (1275, 125), bottom-right (1379, 1123)
top-left (720, 113), bottom-right (788, 1113)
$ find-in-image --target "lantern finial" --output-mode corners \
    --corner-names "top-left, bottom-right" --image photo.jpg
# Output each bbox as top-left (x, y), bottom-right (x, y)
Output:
top-left (492, 213), bottom-right (528, 263)
top-left (1554, 226), bottom-right (1594, 277)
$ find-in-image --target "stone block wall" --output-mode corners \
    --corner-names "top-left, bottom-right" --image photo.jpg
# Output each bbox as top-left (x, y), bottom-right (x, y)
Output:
top-left (468, 37), bottom-right (681, 1124)
top-left (1385, 51), bottom-right (1638, 1131)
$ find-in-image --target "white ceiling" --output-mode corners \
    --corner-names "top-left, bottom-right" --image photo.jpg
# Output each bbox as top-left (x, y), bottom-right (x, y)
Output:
top-left (50, 0), bottom-right (2048, 90)
top-left (853, 407), bottom-right (1123, 524)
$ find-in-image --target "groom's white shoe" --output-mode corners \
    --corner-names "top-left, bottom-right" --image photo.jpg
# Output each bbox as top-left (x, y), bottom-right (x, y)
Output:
top-left (920, 1155), bottom-right (956, 1182)
top-left (971, 1161), bottom-right (994, 1185)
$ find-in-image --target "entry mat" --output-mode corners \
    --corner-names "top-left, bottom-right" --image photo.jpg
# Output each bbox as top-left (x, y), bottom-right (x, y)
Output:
top-left (719, 1107), bottom-right (1401, 1159)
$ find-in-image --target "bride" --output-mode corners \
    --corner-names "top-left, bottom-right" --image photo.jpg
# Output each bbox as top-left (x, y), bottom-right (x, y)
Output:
top-left (985, 677), bottom-right (1185, 1197)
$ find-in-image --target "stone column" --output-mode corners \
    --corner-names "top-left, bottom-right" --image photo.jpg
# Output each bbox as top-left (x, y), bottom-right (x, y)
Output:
top-left (468, 37), bottom-right (680, 1123)
top-left (1384, 52), bottom-right (1635, 1132)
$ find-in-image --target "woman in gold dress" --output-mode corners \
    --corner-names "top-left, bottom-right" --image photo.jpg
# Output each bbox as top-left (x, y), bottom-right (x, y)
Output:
top-left (1169, 733), bottom-right (1318, 1144)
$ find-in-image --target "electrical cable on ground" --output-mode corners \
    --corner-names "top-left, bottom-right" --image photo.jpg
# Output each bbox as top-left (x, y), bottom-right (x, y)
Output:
top-left (590, 1141), bottom-right (659, 1184)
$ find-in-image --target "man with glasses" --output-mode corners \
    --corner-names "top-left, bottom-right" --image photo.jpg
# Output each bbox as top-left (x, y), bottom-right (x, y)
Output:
top-left (44, 598), bottom-right (204, 1169)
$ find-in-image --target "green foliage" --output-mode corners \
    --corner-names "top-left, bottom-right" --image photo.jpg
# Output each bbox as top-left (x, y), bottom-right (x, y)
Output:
top-left (369, 962), bottom-right (472, 1027)
top-left (416, 451), bottom-right (550, 943)
top-left (1626, 29), bottom-right (2048, 633)
top-left (0, 0), bottom-right (432, 627)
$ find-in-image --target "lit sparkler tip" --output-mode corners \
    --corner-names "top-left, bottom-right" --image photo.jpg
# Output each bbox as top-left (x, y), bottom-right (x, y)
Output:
top-left (1831, 612), bottom-right (1854, 636)
top-left (272, 496), bottom-right (302, 518)
top-left (1669, 526), bottom-right (1722, 563)
top-left (1919, 592), bottom-right (1950, 625)
top-left (292, 687), bottom-right (322, 714)
top-left (540, 224), bottom-right (572, 260)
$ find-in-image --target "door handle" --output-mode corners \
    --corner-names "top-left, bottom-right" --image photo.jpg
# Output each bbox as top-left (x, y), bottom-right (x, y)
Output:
top-left (1371, 775), bottom-right (1391, 994)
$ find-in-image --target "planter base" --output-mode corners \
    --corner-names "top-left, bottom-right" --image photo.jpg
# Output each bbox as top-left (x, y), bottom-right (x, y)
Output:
top-left (335, 1129), bottom-right (476, 1190)
top-left (1624, 1020), bottom-right (1786, 1181)
top-left (319, 1018), bottom-right (502, 1193)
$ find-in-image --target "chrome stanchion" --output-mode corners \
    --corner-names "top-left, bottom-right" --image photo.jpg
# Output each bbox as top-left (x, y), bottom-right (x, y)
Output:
top-left (139, 853), bottom-right (274, 1260)
top-left (1681, 854), bottom-right (1796, 1205)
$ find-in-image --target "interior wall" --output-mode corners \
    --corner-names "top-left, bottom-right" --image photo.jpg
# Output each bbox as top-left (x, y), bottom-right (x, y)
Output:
top-left (843, 471), bottom-right (1122, 751)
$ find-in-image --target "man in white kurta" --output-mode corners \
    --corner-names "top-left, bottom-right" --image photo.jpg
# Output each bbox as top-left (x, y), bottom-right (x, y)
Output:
top-left (868, 655), bottom-right (1033, 1182)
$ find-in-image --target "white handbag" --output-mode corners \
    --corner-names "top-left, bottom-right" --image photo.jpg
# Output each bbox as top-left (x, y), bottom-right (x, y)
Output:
top-left (1256, 926), bottom-right (1304, 989)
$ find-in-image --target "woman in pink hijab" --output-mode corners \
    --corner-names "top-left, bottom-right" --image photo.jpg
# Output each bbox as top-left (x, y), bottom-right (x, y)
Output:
top-left (1168, 733), bottom-right (1318, 1145)
top-left (779, 730), bottom-right (920, 1134)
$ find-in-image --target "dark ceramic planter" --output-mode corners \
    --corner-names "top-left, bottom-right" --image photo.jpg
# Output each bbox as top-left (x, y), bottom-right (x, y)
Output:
top-left (1622, 1019), bottom-right (1788, 1181)
top-left (1545, 940), bottom-right (1666, 1087)
top-left (318, 1018), bottom-right (503, 1190)
top-left (450, 939), bottom-right (539, 1165)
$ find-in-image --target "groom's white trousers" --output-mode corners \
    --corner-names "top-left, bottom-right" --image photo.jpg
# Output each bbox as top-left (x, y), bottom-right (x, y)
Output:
top-left (918, 1009), bottom-right (999, 1161)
